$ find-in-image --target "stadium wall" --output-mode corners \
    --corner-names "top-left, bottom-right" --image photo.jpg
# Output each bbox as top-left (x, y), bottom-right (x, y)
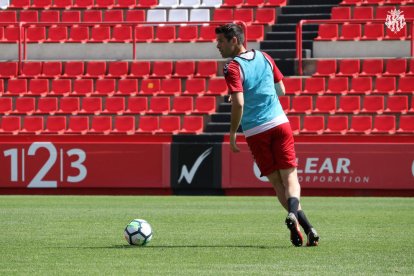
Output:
top-left (0, 135), bottom-right (413, 196)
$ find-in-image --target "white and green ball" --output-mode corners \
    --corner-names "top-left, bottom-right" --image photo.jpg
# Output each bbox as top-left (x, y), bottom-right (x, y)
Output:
top-left (124, 219), bottom-right (153, 246)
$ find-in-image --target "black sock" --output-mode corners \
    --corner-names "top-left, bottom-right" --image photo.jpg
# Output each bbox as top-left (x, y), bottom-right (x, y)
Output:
top-left (297, 210), bottom-right (313, 235)
top-left (287, 197), bottom-right (299, 217)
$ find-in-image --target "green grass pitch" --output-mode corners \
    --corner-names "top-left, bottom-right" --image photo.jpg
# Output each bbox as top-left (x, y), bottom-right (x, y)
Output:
top-left (0, 196), bottom-right (413, 275)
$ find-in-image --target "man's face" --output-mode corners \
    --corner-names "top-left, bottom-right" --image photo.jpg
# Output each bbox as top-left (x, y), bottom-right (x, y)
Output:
top-left (216, 33), bottom-right (236, 58)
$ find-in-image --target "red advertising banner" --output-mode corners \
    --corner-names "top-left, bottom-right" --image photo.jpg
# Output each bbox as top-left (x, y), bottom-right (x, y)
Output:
top-left (0, 141), bottom-right (170, 189)
top-left (222, 142), bottom-right (414, 190)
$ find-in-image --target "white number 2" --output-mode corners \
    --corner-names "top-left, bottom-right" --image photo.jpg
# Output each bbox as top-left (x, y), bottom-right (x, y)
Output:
top-left (27, 142), bottom-right (57, 188)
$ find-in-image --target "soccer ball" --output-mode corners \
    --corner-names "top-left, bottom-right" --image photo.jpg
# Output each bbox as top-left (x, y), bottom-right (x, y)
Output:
top-left (124, 219), bottom-right (153, 246)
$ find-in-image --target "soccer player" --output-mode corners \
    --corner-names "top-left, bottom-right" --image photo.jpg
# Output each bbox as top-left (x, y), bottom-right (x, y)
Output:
top-left (215, 23), bottom-right (319, 247)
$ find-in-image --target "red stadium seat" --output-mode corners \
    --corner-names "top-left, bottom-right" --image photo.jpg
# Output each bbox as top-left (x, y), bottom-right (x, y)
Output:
top-left (374, 77), bottom-right (396, 94)
top-left (353, 7), bottom-right (373, 19)
top-left (105, 97), bottom-right (125, 114)
top-left (246, 25), bottom-right (264, 41)
top-left (59, 97), bottom-right (80, 114)
top-left (154, 26), bottom-right (176, 42)
top-left (4, 26), bottom-right (20, 42)
top-left (15, 97), bottom-right (35, 115)
top-left (315, 24), bottom-right (338, 40)
top-left (95, 79), bottom-right (116, 95)
top-left (349, 116), bottom-right (372, 134)
top-left (64, 61), bottom-right (84, 77)
top-left (126, 97), bottom-right (148, 114)
top-left (20, 11), bottom-right (38, 22)
top-left (184, 78), bottom-right (206, 95)
top-left (62, 11), bottom-right (81, 22)
top-left (196, 61), bottom-right (217, 77)
top-left (96, 0), bottom-right (115, 8)
top-left (81, 97), bottom-right (102, 114)
top-left (0, 116), bottom-right (21, 134)
top-left (21, 62), bottom-right (42, 77)
top-left (287, 115), bottom-right (300, 134)
top-left (327, 76), bottom-right (351, 96)
top-left (361, 96), bottom-right (384, 113)
top-left (112, 26), bottom-right (132, 42)
top-left (52, 0), bottom-right (73, 9)
top-left (360, 59), bottom-right (383, 76)
top-left (117, 79), bottom-right (138, 95)
top-left (73, 79), bottom-right (93, 96)
top-left (27, 26), bottom-right (46, 42)
top-left (158, 116), bottom-right (180, 134)
top-left (171, 96), bottom-right (193, 114)
top-left (108, 61), bottom-right (128, 78)
top-left (301, 116), bottom-right (324, 134)
top-left (314, 96), bottom-right (336, 114)
top-left (137, 0), bottom-right (157, 7)
top-left (222, 0), bottom-right (243, 7)
top-left (407, 59), bottom-right (414, 76)
top-left (159, 78), bottom-right (181, 96)
top-left (7, 79), bottom-right (27, 96)
top-left (337, 59), bottom-right (360, 76)
top-left (325, 116), bottom-right (348, 134)
top-left (254, 8), bottom-right (276, 24)
top-left (313, 59), bottom-right (337, 76)
top-left (264, 0), bottom-right (286, 6)
top-left (361, 23), bottom-right (384, 40)
top-left (37, 97), bottom-right (58, 114)
top-left (69, 26), bottom-right (89, 43)
top-left (385, 24), bottom-right (407, 40)
top-left (383, 59), bottom-right (407, 76)
top-left (397, 116), bottom-right (414, 133)
top-left (213, 9), bottom-right (233, 21)
top-left (47, 26), bottom-right (68, 43)
top-left (84, 10), bottom-right (103, 22)
top-left (130, 61), bottom-right (151, 78)
top-left (198, 25), bottom-right (216, 42)
top-left (331, 7), bottom-right (351, 19)
top-left (350, 77), bottom-right (372, 94)
top-left (74, 0), bottom-right (93, 8)
top-left (42, 61), bottom-right (62, 78)
top-left (104, 10), bottom-right (123, 22)
top-left (283, 77), bottom-right (302, 94)
top-left (126, 10), bottom-right (146, 21)
top-left (339, 24), bottom-right (362, 40)
top-left (114, 116), bottom-right (135, 134)
top-left (177, 26), bottom-right (198, 42)
top-left (140, 79), bottom-right (161, 95)
top-left (137, 116), bottom-right (159, 133)
top-left (234, 9), bottom-right (254, 25)
top-left (117, 0), bottom-right (136, 8)
top-left (397, 77), bottom-right (414, 93)
top-left (22, 117), bottom-right (44, 134)
top-left (90, 116), bottom-right (112, 134)
top-left (0, 62), bottom-right (18, 78)
top-left (174, 60), bottom-right (195, 77)
top-left (181, 116), bottom-right (203, 134)
top-left (45, 116), bottom-right (66, 134)
top-left (386, 96), bottom-right (408, 113)
top-left (40, 10), bottom-right (59, 22)
top-left (0, 98), bottom-right (12, 115)
top-left (372, 115), bottom-right (395, 133)
top-left (148, 97), bottom-right (170, 114)
top-left (206, 78), bottom-right (228, 95)
top-left (0, 11), bottom-right (17, 22)
top-left (338, 96), bottom-right (360, 114)
top-left (51, 79), bottom-right (71, 96)
top-left (10, 0), bottom-right (30, 8)
top-left (68, 116), bottom-right (89, 134)
top-left (193, 96), bottom-right (216, 114)
top-left (152, 61), bottom-right (173, 78)
top-left (85, 61), bottom-right (106, 78)
top-left (375, 6), bottom-right (395, 19)
top-left (135, 26), bottom-right (154, 42)
top-left (28, 79), bottom-right (49, 96)
top-left (91, 26), bottom-right (111, 42)
top-left (303, 77), bottom-right (325, 94)
top-left (278, 96), bottom-right (290, 112)
top-left (291, 96), bottom-right (312, 114)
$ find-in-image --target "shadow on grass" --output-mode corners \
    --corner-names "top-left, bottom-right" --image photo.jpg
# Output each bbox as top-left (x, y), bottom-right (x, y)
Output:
top-left (73, 244), bottom-right (288, 250)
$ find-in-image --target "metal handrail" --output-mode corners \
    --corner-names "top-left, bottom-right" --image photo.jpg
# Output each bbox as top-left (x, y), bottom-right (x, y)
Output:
top-left (296, 19), bottom-right (414, 75)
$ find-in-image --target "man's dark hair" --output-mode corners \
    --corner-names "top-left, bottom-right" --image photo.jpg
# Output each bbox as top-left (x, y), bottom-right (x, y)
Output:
top-left (215, 23), bottom-right (245, 45)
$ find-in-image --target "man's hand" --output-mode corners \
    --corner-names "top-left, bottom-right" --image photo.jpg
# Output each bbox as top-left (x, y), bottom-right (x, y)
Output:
top-left (230, 132), bottom-right (240, 153)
